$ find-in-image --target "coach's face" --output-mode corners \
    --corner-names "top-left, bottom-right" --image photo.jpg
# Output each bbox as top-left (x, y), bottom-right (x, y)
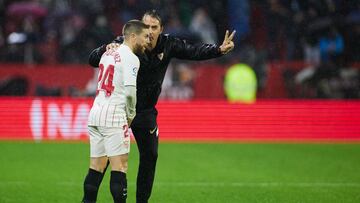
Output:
top-left (142, 15), bottom-right (163, 51)
top-left (134, 29), bottom-right (150, 54)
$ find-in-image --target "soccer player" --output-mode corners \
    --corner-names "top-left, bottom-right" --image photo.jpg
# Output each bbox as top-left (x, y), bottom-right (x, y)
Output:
top-left (82, 20), bottom-right (149, 203)
top-left (89, 10), bottom-right (235, 203)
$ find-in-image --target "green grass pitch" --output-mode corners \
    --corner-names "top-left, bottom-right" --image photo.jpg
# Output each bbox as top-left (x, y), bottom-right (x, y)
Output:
top-left (0, 141), bottom-right (360, 203)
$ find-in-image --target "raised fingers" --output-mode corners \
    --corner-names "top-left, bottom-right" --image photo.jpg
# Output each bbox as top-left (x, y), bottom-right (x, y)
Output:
top-left (222, 30), bottom-right (229, 44)
top-left (228, 30), bottom-right (236, 41)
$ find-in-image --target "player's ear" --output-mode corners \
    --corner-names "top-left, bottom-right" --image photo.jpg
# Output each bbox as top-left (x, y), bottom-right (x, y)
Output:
top-left (160, 26), bottom-right (164, 33)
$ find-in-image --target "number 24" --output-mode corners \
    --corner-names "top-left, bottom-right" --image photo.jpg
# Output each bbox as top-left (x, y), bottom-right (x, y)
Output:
top-left (96, 63), bottom-right (115, 96)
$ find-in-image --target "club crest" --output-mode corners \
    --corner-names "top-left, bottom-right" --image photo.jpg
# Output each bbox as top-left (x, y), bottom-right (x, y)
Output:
top-left (157, 53), bottom-right (164, 60)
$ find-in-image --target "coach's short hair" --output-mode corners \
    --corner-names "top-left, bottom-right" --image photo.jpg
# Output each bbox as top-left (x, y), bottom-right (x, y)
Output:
top-left (122, 20), bottom-right (149, 38)
top-left (142, 9), bottom-right (163, 26)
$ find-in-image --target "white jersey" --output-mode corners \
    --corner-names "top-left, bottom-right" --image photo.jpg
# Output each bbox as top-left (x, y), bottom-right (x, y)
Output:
top-left (88, 44), bottom-right (139, 127)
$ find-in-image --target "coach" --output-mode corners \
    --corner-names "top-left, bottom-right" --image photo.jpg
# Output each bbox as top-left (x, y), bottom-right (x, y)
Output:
top-left (89, 10), bottom-right (235, 203)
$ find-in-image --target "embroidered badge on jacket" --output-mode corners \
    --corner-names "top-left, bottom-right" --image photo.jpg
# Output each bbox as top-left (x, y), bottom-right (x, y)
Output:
top-left (157, 53), bottom-right (164, 60)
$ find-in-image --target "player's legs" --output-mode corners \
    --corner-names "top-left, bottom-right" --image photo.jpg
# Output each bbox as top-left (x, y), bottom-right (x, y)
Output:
top-left (100, 126), bottom-right (130, 203)
top-left (109, 154), bottom-right (128, 203)
top-left (132, 125), bottom-right (159, 203)
top-left (82, 126), bottom-right (108, 203)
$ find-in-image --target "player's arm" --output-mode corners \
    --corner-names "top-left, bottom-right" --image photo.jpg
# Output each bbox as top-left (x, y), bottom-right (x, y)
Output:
top-left (88, 36), bottom-right (124, 67)
top-left (123, 56), bottom-right (139, 126)
top-left (169, 30), bottom-right (236, 60)
top-left (125, 86), bottom-right (136, 126)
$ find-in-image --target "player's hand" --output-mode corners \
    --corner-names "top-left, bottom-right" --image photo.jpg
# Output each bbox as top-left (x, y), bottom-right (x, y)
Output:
top-left (219, 30), bottom-right (236, 55)
top-left (106, 43), bottom-right (120, 50)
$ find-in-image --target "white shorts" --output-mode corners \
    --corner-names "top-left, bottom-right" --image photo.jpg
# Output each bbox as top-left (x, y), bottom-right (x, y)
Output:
top-left (88, 125), bottom-right (130, 157)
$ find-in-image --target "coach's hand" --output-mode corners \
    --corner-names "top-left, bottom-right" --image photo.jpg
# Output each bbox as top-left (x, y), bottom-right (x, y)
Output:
top-left (219, 30), bottom-right (236, 55)
top-left (106, 43), bottom-right (121, 50)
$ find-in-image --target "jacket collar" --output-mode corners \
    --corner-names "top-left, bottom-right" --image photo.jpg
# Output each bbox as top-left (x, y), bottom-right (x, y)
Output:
top-left (142, 34), bottom-right (165, 60)
top-left (150, 34), bottom-right (165, 54)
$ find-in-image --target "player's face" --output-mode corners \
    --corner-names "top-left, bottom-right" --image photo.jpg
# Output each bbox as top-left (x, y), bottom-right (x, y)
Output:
top-left (134, 29), bottom-right (150, 54)
top-left (142, 15), bottom-right (163, 51)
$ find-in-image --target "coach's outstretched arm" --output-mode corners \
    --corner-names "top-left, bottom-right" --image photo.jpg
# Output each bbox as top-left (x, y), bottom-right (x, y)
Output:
top-left (170, 30), bottom-right (236, 60)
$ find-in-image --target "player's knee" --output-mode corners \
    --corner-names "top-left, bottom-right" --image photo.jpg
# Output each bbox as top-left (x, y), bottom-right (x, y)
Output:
top-left (90, 157), bottom-right (108, 173)
top-left (90, 166), bottom-right (105, 173)
top-left (90, 162), bottom-right (107, 173)
top-left (111, 160), bottom-right (128, 173)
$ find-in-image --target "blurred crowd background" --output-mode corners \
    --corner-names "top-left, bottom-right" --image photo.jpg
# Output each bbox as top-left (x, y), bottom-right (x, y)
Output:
top-left (0, 0), bottom-right (359, 99)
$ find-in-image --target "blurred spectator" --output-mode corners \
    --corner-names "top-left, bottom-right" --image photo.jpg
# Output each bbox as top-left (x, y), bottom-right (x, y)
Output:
top-left (58, 13), bottom-right (87, 63)
top-left (0, 0), bottom-right (358, 102)
top-left (265, 0), bottom-right (290, 60)
top-left (228, 0), bottom-right (249, 48)
top-left (0, 76), bottom-right (28, 96)
top-left (344, 24), bottom-right (360, 63)
top-left (81, 68), bottom-right (99, 97)
top-left (319, 26), bottom-right (344, 63)
top-left (0, 0), bottom-right (357, 65)
top-left (91, 15), bottom-right (114, 43)
top-left (22, 16), bottom-right (43, 64)
top-left (302, 5), bottom-right (322, 65)
top-left (285, 0), bottom-right (304, 60)
top-left (4, 32), bottom-right (27, 63)
top-left (189, 8), bottom-right (217, 44)
top-left (308, 62), bottom-right (345, 98)
top-left (236, 41), bottom-right (267, 91)
top-left (0, 27), bottom-right (4, 49)
top-left (165, 15), bottom-right (196, 41)
top-left (340, 67), bottom-right (360, 98)
top-left (160, 62), bottom-right (195, 100)
top-left (0, 0), bottom-right (359, 100)
top-left (2, 1), bottom-right (47, 64)
top-left (286, 60), bottom-right (360, 99)
top-left (38, 30), bottom-right (58, 64)
top-left (171, 63), bottom-right (195, 100)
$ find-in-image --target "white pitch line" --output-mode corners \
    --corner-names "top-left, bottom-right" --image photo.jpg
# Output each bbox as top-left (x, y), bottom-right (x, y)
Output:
top-left (1, 181), bottom-right (360, 188)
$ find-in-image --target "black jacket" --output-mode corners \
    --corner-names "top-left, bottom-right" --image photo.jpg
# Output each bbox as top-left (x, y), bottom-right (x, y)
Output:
top-left (89, 34), bottom-right (223, 127)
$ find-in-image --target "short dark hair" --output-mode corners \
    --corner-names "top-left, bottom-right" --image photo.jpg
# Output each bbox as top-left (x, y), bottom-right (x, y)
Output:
top-left (122, 20), bottom-right (149, 37)
top-left (142, 9), bottom-right (163, 26)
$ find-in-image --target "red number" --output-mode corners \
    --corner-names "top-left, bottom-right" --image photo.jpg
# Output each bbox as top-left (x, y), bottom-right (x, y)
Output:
top-left (96, 64), bottom-right (115, 96)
